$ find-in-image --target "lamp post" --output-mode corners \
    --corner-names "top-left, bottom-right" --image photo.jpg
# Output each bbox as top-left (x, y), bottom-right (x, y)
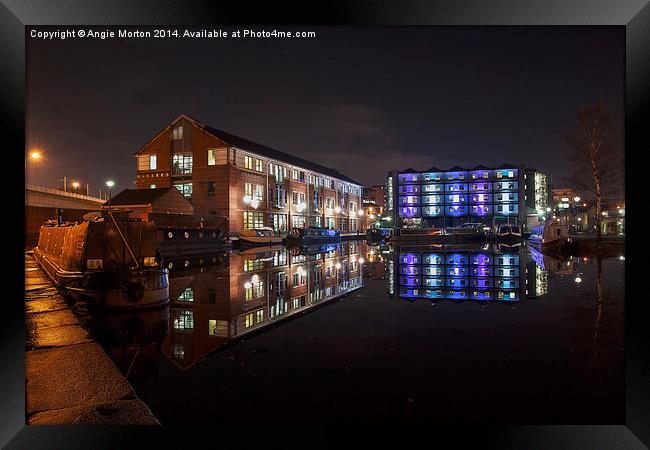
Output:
top-left (573, 196), bottom-right (581, 234)
top-left (106, 180), bottom-right (115, 214)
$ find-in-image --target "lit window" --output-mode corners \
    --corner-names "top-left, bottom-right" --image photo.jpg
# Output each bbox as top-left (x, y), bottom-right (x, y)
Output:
top-left (172, 153), bottom-right (193, 175)
top-left (149, 155), bottom-right (157, 170)
top-left (172, 125), bottom-right (183, 140)
top-left (174, 183), bottom-right (192, 199)
top-left (243, 211), bottom-right (264, 229)
top-left (244, 155), bottom-right (253, 170)
top-left (255, 185), bottom-right (263, 201)
top-left (245, 183), bottom-right (252, 197)
top-left (207, 149), bottom-right (216, 166)
top-left (149, 184), bottom-right (156, 189)
top-left (245, 313), bottom-right (254, 328)
top-left (255, 159), bottom-right (263, 172)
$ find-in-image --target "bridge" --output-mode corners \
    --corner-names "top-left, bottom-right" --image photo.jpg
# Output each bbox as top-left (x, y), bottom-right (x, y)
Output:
top-left (26, 185), bottom-right (106, 246)
top-left (26, 185), bottom-right (106, 210)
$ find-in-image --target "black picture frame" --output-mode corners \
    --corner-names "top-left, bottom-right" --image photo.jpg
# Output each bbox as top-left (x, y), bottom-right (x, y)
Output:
top-left (2, 1), bottom-right (647, 447)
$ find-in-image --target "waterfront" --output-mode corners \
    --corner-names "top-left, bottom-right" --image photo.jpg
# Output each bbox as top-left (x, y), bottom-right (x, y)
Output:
top-left (79, 240), bottom-right (625, 424)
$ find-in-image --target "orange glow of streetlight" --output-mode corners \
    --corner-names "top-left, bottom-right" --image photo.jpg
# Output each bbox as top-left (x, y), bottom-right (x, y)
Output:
top-left (30, 150), bottom-right (42, 161)
top-left (71, 181), bottom-right (80, 189)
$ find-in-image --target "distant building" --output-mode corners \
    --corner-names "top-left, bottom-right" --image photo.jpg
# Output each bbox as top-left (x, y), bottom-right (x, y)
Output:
top-left (385, 164), bottom-right (549, 230)
top-left (364, 185), bottom-right (385, 209)
top-left (363, 185), bottom-right (386, 227)
top-left (133, 115), bottom-right (365, 235)
top-left (552, 188), bottom-right (580, 206)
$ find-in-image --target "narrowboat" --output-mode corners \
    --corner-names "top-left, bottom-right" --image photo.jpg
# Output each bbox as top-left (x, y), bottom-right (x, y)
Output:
top-left (528, 223), bottom-right (572, 251)
top-left (238, 227), bottom-right (283, 247)
top-left (33, 211), bottom-right (169, 310)
top-left (158, 226), bottom-right (227, 256)
top-left (285, 227), bottom-right (341, 246)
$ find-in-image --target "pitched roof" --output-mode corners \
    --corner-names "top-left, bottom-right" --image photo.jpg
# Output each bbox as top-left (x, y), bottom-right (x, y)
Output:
top-left (398, 168), bottom-right (418, 174)
top-left (104, 188), bottom-right (178, 206)
top-left (425, 166), bottom-right (443, 172)
top-left (447, 166), bottom-right (467, 171)
top-left (496, 163), bottom-right (519, 169)
top-left (471, 164), bottom-right (489, 170)
top-left (139, 114), bottom-right (364, 186)
top-left (203, 124), bottom-right (363, 185)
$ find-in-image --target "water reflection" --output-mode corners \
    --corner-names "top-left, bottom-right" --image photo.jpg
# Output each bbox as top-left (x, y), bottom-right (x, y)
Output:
top-left (387, 243), bottom-right (552, 303)
top-left (81, 306), bottom-right (170, 383)
top-left (164, 241), bottom-right (367, 369)
top-left (82, 238), bottom-right (622, 399)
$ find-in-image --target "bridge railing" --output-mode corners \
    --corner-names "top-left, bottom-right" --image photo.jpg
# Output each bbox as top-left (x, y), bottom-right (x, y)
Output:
top-left (25, 185), bottom-right (106, 203)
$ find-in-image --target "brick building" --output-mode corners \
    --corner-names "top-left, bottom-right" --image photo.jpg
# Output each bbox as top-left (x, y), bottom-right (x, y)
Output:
top-left (134, 115), bottom-right (365, 235)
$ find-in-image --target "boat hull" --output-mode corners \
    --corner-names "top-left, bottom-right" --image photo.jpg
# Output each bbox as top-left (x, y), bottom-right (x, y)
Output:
top-left (33, 248), bottom-right (169, 310)
top-left (238, 236), bottom-right (284, 247)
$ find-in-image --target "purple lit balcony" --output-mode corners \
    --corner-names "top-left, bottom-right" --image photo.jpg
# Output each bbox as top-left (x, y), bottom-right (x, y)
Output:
top-left (471, 254), bottom-right (491, 265)
top-left (471, 278), bottom-right (494, 288)
top-left (470, 170), bottom-right (491, 180)
top-left (422, 277), bottom-right (445, 287)
top-left (399, 195), bottom-right (421, 206)
top-left (400, 277), bottom-right (421, 287)
top-left (398, 174), bottom-right (420, 184)
top-left (399, 206), bottom-right (421, 217)
top-left (473, 267), bottom-right (494, 276)
top-left (471, 205), bottom-right (491, 216)
top-left (446, 205), bottom-right (468, 216)
top-left (445, 183), bottom-right (468, 193)
top-left (471, 290), bottom-right (493, 301)
top-left (400, 253), bottom-right (419, 265)
top-left (398, 184), bottom-right (420, 194)
top-left (423, 253), bottom-right (444, 264)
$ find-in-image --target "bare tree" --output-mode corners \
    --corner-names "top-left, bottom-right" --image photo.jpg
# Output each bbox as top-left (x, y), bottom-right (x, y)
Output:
top-left (565, 103), bottom-right (623, 239)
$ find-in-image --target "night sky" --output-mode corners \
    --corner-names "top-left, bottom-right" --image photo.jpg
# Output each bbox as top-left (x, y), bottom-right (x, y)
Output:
top-left (26, 26), bottom-right (624, 194)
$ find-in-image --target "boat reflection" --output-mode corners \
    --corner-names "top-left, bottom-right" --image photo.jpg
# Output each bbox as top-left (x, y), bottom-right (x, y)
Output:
top-left (82, 305), bottom-right (170, 383)
top-left (163, 240), bottom-right (367, 369)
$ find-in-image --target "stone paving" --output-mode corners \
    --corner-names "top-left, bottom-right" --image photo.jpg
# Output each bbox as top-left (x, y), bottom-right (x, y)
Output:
top-left (24, 254), bottom-right (159, 425)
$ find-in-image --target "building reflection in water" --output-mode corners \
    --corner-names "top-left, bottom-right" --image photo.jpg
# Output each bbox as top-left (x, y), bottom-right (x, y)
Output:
top-left (386, 243), bottom-right (556, 303)
top-left (164, 240), bottom-right (367, 369)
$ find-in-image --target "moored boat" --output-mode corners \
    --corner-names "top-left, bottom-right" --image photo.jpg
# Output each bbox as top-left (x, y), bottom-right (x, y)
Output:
top-left (237, 227), bottom-right (283, 247)
top-left (33, 211), bottom-right (169, 310)
top-left (285, 227), bottom-right (341, 246)
top-left (527, 223), bottom-right (572, 252)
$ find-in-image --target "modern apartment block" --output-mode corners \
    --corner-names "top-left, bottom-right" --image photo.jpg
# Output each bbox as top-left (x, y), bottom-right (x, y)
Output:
top-left (385, 165), bottom-right (549, 230)
top-left (134, 115), bottom-right (365, 235)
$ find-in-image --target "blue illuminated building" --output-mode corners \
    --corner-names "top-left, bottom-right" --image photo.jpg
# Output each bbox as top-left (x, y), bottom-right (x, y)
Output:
top-left (386, 164), bottom-right (546, 230)
top-left (389, 244), bottom-right (529, 302)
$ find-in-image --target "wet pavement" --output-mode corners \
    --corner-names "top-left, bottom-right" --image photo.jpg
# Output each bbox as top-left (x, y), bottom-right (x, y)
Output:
top-left (24, 254), bottom-right (159, 425)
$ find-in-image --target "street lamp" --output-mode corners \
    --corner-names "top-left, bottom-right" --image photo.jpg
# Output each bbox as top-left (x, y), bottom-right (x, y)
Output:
top-left (106, 180), bottom-right (115, 213)
top-left (27, 149), bottom-right (43, 185)
top-left (71, 181), bottom-right (80, 192)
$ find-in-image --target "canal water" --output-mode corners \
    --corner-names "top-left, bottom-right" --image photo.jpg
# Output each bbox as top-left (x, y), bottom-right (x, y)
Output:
top-left (80, 240), bottom-right (625, 424)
